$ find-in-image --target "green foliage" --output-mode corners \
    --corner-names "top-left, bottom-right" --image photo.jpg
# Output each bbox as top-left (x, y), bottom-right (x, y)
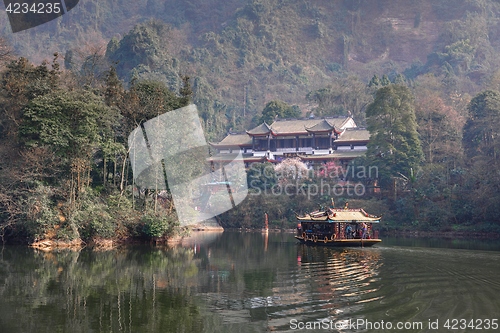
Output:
top-left (368, 75), bottom-right (381, 87)
top-left (442, 39), bottom-right (475, 74)
top-left (20, 183), bottom-right (59, 241)
top-left (260, 100), bottom-right (299, 124)
top-left (106, 20), bottom-right (169, 78)
top-left (403, 61), bottom-right (425, 80)
top-left (70, 189), bottom-right (116, 240)
top-left (141, 214), bottom-right (178, 238)
top-left (393, 74), bottom-right (407, 85)
top-left (247, 162), bottom-right (277, 191)
top-left (365, 85), bottom-right (424, 186)
top-left (0, 56), bottom-right (190, 244)
top-left (0, 57), bottom-right (60, 139)
top-left (104, 20), bottom-right (185, 95)
top-left (0, 246), bottom-right (205, 333)
top-left (120, 79), bottom-right (190, 134)
top-left (414, 82), bottom-right (464, 166)
top-left (458, 90), bottom-right (500, 225)
top-left (86, 214), bottom-right (116, 239)
top-left (218, 193), bottom-right (300, 229)
top-left (4, 0), bottom-right (500, 236)
top-left (192, 76), bottom-right (229, 141)
top-left (380, 75), bottom-right (391, 86)
top-left (463, 90), bottom-right (500, 159)
top-left (5, 0), bottom-right (500, 124)
top-left (179, 75), bottom-right (193, 105)
top-left (20, 90), bottom-right (119, 160)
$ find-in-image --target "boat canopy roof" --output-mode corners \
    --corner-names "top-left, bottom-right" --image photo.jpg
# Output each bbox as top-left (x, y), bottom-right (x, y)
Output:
top-left (297, 208), bottom-right (380, 223)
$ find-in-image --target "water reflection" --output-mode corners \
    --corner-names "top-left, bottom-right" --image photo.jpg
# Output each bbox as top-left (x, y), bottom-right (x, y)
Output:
top-left (266, 246), bottom-right (383, 331)
top-left (359, 246), bottom-right (500, 333)
top-left (195, 235), bottom-right (383, 332)
top-left (0, 234), bottom-right (499, 333)
top-left (382, 236), bottom-right (500, 251)
top-left (0, 246), bottom-right (204, 333)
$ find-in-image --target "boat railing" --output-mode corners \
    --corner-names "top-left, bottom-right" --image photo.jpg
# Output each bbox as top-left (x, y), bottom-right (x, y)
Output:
top-left (298, 223), bottom-right (380, 240)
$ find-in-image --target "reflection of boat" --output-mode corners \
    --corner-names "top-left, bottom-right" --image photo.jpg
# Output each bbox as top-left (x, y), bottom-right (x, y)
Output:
top-left (295, 207), bottom-right (381, 247)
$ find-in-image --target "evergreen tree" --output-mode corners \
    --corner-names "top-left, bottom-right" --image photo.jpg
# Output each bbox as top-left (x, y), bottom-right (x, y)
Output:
top-left (461, 90), bottom-right (500, 224)
top-left (463, 90), bottom-right (500, 160)
top-left (179, 75), bottom-right (192, 106)
top-left (393, 74), bottom-right (407, 85)
top-left (368, 75), bottom-right (380, 87)
top-left (380, 74), bottom-right (391, 86)
top-left (104, 66), bottom-right (124, 107)
top-left (365, 85), bottom-right (424, 186)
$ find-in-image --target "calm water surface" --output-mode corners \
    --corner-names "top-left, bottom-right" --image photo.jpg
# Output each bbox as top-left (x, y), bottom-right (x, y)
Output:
top-left (0, 232), bottom-right (499, 332)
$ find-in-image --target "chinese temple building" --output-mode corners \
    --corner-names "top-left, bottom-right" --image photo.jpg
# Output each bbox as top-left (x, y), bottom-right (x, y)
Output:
top-left (209, 116), bottom-right (369, 167)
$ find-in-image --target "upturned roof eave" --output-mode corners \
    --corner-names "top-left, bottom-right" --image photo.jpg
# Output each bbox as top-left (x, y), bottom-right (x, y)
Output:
top-left (209, 142), bottom-right (253, 148)
top-left (246, 122), bottom-right (275, 136)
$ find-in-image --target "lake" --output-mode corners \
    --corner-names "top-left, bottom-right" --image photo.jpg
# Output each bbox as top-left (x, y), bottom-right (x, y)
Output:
top-left (0, 232), bottom-right (499, 332)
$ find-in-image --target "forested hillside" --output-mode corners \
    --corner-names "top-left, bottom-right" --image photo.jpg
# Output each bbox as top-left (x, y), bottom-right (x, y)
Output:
top-left (1, 0), bottom-right (500, 241)
top-left (3, 0), bottom-right (500, 137)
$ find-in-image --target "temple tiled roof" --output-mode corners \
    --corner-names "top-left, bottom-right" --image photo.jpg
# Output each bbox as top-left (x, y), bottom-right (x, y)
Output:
top-left (215, 116), bottom-right (364, 153)
top-left (246, 122), bottom-right (273, 136)
top-left (210, 133), bottom-right (252, 147)
top-left (270, 118), bottom-right (321, 135)
top-left (266, 117), bottom-right (352, 136)
top-left (305, 119), bottom-right (337, 133)
top-left (335, 128), bottom-right (370, 143)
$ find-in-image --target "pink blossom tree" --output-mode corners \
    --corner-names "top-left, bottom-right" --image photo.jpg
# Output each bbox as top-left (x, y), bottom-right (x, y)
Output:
top-left (274, 158), bottom-right (309, 182)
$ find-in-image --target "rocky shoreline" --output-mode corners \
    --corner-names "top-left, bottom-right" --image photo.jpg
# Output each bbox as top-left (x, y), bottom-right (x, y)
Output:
top-left (25, 227), bottom-right (500, 251)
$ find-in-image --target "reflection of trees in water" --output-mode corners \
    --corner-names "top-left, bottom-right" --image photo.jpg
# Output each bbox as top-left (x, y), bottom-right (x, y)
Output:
top-left (195, 232), bottom-right (296, 294)
top-left (0, 234), bottom-right (386, 333)
top-left (0, 246), bottom-right (203, 333)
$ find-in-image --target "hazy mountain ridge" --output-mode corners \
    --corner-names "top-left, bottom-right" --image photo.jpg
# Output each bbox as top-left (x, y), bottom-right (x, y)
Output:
top-left (2, 0), bottom-right (499, 133)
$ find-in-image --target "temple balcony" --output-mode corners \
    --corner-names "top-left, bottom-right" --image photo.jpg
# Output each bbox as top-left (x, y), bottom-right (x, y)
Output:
top-left (297, 147), bottom-right (313, 153)
top-left (276, 147), bottom-right (298, 153)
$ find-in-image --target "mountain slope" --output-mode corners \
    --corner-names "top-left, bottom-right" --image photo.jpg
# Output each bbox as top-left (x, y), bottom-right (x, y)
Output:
top-left (3, 0), bottom-right (500, 136)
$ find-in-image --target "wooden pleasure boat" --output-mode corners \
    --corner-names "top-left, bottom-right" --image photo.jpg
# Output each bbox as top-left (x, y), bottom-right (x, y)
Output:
top-left (295, 205), bottom-right (381, 247)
